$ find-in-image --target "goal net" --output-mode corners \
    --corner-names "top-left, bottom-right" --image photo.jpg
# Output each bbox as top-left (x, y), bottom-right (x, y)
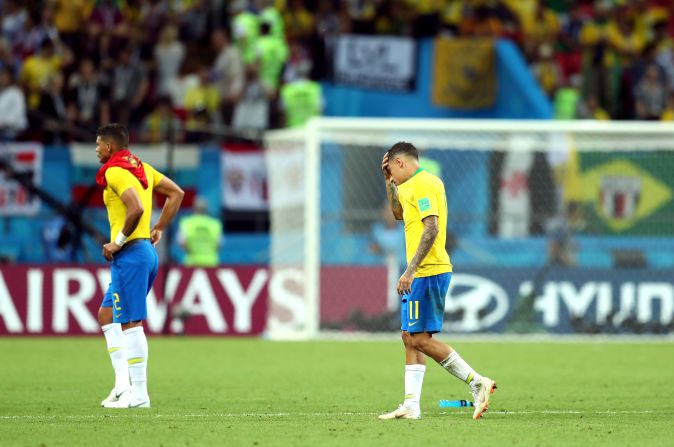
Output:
top-left (264, 118), bottom-right (674, 339)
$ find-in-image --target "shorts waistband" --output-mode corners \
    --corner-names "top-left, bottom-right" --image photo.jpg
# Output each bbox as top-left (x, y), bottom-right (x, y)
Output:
top-left (120, 238), bottom-right (151, 251)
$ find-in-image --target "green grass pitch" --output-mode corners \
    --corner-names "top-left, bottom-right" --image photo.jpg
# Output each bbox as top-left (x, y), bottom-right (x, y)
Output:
top-left (1, 337), bottom-right (673, 446)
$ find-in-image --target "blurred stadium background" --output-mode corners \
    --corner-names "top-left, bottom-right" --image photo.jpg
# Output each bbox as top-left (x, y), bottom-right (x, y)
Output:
top-left (1, 0), bottom-right (674, 340)
top-left (2, 1), bottom-right (674, 446)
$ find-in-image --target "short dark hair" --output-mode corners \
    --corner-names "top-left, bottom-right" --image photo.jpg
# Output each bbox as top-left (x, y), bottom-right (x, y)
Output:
top-left (97, 123), bottom-right (129, 149)
top-left (387, 141), bottom-right (418, 160)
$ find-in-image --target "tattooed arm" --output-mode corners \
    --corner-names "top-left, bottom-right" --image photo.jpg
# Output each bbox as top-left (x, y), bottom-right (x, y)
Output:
top-left (382, 152), bottom-right (403, 220)
top-left (386, 179), bottom-right (404, 220)
top-left (396, 215), bottom-right (439, 294)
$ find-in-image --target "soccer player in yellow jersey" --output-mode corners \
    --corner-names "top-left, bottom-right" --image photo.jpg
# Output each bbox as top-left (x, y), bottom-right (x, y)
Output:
top-left (378, 142), bottom-right (496, 421)
top-left (94, 124), bottom-right (184, 408)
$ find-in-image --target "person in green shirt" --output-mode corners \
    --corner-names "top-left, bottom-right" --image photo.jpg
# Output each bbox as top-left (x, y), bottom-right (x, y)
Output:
top-left (177, 197), bottom-right (223, 267)
top-left (230, 0), bottom-right (260, 64)
top-left (279, 62), bottom-right (322, 128)
top-left (256, 0), bottom-right (284, 39)
top-left (255, 21), bottom-right (288, 94)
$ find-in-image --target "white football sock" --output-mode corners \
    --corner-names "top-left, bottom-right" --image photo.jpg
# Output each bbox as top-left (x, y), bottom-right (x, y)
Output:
top-left (403, 364), bottom-right (426, 408)
top-left (439, 351), bottom-right (482, 387)
top-left (102, 323), bottom-right (130, 394)
top-left (124, 326), bottom-right (149, 401)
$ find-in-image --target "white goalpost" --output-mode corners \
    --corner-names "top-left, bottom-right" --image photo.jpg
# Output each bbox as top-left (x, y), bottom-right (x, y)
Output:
top-left (264, 118), bottom-right (674, 340)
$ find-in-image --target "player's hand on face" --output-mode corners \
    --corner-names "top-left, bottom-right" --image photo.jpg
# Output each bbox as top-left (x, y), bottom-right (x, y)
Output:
top-left (397, 271), bottom-right (414, 295)
top-left (150, 228), bottom-right (163, 247)
top-left (102, 242), bottom-right (121, 261)
top-left (381, 153), bottom-right (391, 180)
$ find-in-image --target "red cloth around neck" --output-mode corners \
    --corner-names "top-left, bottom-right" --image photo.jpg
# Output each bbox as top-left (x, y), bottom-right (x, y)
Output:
top-left (96, 149), bottom-right (148, 189)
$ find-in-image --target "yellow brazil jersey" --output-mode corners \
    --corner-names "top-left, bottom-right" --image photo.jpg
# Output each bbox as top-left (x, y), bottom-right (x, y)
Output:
top-left (397, 168), bottom-right (452, 277)
top-left (103, 163), bottom-right (164, 243)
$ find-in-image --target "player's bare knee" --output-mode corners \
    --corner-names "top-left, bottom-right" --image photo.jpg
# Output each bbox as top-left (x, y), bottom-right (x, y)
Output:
top-left (401, 331), bottom-right (413, 347)
top-left (410, 334), bottom-right (432, 353)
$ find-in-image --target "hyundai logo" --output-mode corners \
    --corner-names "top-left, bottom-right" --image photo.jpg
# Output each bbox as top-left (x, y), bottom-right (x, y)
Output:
top-left (445, 274), bottom-right (510, 331)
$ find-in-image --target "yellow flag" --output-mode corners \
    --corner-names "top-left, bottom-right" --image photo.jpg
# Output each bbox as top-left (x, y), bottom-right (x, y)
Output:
top-left (432, 38), bottom-right (496, 109)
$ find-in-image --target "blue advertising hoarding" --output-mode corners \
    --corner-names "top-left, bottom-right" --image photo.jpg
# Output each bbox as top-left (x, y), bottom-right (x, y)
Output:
top-left (447, 268), bottom-right (674, 334)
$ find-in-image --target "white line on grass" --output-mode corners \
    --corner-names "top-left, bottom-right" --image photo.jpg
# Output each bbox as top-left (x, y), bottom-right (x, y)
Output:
top-left (317, 332), bottom-right (674, 343)
top-left (0, 410), bottom-right (658, 420)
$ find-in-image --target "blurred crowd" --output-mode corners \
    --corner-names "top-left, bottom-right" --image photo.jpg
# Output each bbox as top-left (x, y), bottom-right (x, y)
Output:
top-left (0, 0), bottom-right (323, 144)
top-left (1, 0), bottom-right (674, 146)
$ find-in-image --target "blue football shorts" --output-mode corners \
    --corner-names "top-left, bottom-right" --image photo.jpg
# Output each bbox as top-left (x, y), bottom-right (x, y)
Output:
top-left (101, 239), bottom-right (158, 324)
top-left (400, 272), bottom-right (452, 334)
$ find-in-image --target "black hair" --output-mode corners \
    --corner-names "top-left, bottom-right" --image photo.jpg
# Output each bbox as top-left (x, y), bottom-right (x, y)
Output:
top-left (387, 141), bottom-right (419, 160)
top-left (97, 123), bottom-right (129, 149)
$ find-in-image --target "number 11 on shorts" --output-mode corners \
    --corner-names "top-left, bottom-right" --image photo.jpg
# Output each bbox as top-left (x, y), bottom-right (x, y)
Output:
top-left (409, 300), bottom-right (419, 320)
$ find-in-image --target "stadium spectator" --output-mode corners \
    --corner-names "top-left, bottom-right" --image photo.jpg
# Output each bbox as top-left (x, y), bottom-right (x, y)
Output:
top-left (49, 0), bottom-right (91, 52)
top-left (315, 0), bottom-right (344, 38)
top-left (36, 72), bottom-right (67, 144)
top-left (89, 0), bottom-right (126, 39)
top-left (66, 58), bottom-right (110, 132)
top-left (410, 0), bottom-right (445, 38)
top-left (283, 0), bottom-right (316, 42)
top-left (15, 9), bottom-right (58, 60)
top-left (0, 37), bottom-right (19, 82)
top-left (653, 19), bottom-right (673, 59)
top-left (546, 201), bottom-right (583, 268)
top-left (230, 0), bottom-right (260, 64)
top-left (41, 215), bottom-right (76, 263)
top-left (183, 65), bottom-right (219, 142)
top-left (109, 45), bottom-right (148, 129)
top-left (281, 38), bottom-right (312, 84)
top-left (653, 20), bottom-right (674, 90)
top-left (0, 66), bottom-right (27, 141)
top-left (556, 2), bottom-right (586, 79)
top-left (177, 196), bottom-right (223, 267)
top-left (232, 63), bottom-right (273, 132)
top-left (279, 61), bottom-right (322, 128)
top-left (553, 76), bottom-right (581, 120)
top-left (579, 1), bottom-right (612, 111)
top-left (257, 0), bottom-right (285, 40)
top-left (374, 0), bottom-right (413, 36)
top-left (634, 63), bottom-right (668, 119)
top-left (211, 28), bottom-right (244, 126)
top-left (606, 9), bottom-right (646, 117)
top-left (255, 21), bottom-right (288, 95)
top-left (2, 0), bottom-right (28, 47)
top-left (136, 0), bottom-right (171, 58)
top-left (531, 43), bottom-right (563, 98)
top-left (344, 0), bottom-right (376, 34)
top-left (19, 39), bottom-right (69, 111)
top-left (179, 0), bottom-right (213, 44)
top-left (521, 0), bottom-right (560, 58)
top-left (576, 94), bottom-right (610, 120)
top-left (139, 96), bottom-right (184, 144)
top-left (153, 25), bottom-right (185, 97)
top-left (459, 3), bottom-right (499, 38)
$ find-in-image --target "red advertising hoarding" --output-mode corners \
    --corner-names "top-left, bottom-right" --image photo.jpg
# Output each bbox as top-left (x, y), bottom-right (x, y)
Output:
top-left (0, 266), bottom-right (269, 336)
top-left (0, 265), bottom-right (390, 336)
